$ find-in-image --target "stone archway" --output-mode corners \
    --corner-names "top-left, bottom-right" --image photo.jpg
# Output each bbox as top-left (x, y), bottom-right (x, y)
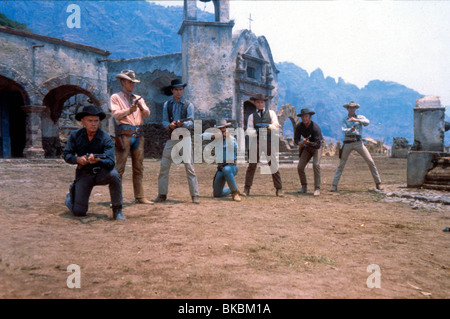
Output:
top-left (0, 64), bottom-right (39, 105)
top-left (0, 75), bottom-right (28, 158)
top-left (40, 75), bottom-right (107, 157)
top-left (277, 104), bottom-right (299, 152)
top-left (278, 104), bottom-right (299, 139)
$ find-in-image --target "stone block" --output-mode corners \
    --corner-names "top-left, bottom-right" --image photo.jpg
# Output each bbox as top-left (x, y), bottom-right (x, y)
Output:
top-left (407, 151), bottom-right (440, 187)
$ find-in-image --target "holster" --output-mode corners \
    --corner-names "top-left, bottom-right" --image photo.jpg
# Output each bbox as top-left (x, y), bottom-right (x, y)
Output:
top-left (339, 145), bottom-right (344, 159)
top-left (115, 133), bottom-right (125, 151)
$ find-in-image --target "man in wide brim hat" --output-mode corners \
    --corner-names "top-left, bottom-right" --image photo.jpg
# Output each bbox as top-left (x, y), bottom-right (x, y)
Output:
top-left (297, 108), bottom-right (315, 117)
top-left (244, 92), bottom-right (283, 197)
top-left (114, 70), bottom-right (141, 83)
top-left (207, 119), bottom-right (242, 202)
top-left (75, 105), bottom-right (106, 121)
top-left (163, 79), bottom-right (187, 96)
top-left (330, 100), bottom-right (382, 192)
top-left (214, 119), bottom-right (233, 129)
top-left (63, 105), bottom-right (125, 221)
top-left (343, 101), bottom-right (360, 109)
top-left (294, 107), bottom-right (323, 196)
top-left (250, 93), bottom-right (269, 102)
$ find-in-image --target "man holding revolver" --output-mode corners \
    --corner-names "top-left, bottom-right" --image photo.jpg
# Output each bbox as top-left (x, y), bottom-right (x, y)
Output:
top-left (294, 108), bottom-right (323, 196)
top-left (153, 79), bottom-right (200, 204)
top-left (330, 101), bottom-right (382, 192)
top-left (243, 94), bottom-right (283, 197)
top-left (110, 70), bottom-right (152, 204)
top-left (64, 105), bottom-right (125, 220)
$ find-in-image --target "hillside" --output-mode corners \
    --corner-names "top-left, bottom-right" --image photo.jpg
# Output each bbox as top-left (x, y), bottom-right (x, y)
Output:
top-left (277, 62), bottom-right (423, 143)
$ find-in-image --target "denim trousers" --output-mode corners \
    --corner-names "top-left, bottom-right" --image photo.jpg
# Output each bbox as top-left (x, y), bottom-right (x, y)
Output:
top-left (213, 164), bottom-right (238, 197)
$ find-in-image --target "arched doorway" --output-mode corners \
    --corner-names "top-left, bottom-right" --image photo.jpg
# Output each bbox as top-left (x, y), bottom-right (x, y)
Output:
top-left (0, 75), bottom-right (27, 158)
top-left (243, 100), bottom-right (256, 131)
top-left (42, 85), bottom-right (101, 157)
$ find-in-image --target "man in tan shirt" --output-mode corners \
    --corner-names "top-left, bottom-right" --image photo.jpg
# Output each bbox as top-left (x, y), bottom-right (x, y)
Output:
top-left (110, 70), bottom-right (152, 204)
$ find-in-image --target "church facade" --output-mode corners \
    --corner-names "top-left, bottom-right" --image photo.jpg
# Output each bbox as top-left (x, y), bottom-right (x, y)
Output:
top-left (108, 0), bottom-right (279, 157)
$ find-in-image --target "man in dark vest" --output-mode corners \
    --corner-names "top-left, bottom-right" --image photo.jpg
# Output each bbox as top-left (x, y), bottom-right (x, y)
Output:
top-left (294, 108), bottom-right (323, 196)
top-left (243, 94), bottom-right (283, 197)
top-left (63, 105), bottom-right (125, 220)
top-left (153, 79), bottom-right (200, 204)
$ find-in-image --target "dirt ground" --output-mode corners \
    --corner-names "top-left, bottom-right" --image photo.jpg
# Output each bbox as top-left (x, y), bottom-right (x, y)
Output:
top-left (0, 155), bottom-right (448, 299)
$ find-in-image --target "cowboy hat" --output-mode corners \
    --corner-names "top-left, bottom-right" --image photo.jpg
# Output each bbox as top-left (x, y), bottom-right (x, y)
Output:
top-left (343, 101), bottom-right (360, 109)
top-left (115, 70), bottom-right (140, 83)
top-left (75, 105), bottom-right (106, 121)
top-left (214, 119), bottom-right (233, 129)
top-left (163, 79), bottom-right (187, 96)
top-left (250, 93), bottom-right (269, 101)
top-left (297, 108), bottom-right (315, 117)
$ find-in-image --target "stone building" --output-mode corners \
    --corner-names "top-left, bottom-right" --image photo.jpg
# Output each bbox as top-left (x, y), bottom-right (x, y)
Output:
top-left (0, 0), bottom-right (279, 158)
top-left (107, 0), bottom-right (279, 157)
top-left (0, 25), bottom-right (110, 158)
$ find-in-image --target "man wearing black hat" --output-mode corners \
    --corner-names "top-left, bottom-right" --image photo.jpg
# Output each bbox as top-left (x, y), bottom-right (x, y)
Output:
top-left (330, 101), bottom-right (382, 192)
top-left (63, 105), bottom-right (125, 220)
top-left (110, 70), bottom-right (152, 205)
top-left (294, 108), bottom-right (323, 196)
top-left (243, 93), bottom-right (283, 197)
top-left (153, 79), bottom-right (200, 204)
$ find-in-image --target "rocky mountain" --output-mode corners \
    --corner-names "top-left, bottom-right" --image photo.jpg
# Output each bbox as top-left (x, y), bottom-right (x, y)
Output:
top-left (1, 0), bottom-right (437, 144)
top-left (277, 62), bottom-right (423, 143)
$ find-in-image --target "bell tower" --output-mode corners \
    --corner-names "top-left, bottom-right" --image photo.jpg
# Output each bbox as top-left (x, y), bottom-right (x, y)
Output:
top-left (179, 0), bottom-right (235, 120)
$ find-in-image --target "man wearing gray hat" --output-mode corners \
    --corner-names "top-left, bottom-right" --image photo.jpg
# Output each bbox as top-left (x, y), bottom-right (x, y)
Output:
top-left (110, 70), bottom-right (152, 205)
top-left (294, 108), bottom-right (323, 196)
top-left (330, 101), bottom-right (382, 192)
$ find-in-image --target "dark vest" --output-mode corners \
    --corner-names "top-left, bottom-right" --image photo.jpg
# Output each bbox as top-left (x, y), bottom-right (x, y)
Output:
top-left (166, 99), bottom-right (189, 123)
top-left (253, 110), bottom-right (272, 125)
top-left (253, 110), bottom-right (273, 137)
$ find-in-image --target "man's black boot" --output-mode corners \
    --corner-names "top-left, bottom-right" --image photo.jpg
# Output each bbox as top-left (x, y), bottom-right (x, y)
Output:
top-left (112, 207), bottom-right (126, 221)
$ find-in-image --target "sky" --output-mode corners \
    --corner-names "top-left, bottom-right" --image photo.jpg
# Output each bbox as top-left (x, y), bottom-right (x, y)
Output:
top-left (151, 0), bottom-right (450, 108)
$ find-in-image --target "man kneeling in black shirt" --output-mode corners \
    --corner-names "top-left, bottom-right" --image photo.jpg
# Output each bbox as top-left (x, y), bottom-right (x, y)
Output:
top-left (64, 105), bottom-right (125, 220)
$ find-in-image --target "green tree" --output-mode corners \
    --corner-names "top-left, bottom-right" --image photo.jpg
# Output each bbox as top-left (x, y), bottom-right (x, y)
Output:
top-left (0, 13), bottom-right (28, 30)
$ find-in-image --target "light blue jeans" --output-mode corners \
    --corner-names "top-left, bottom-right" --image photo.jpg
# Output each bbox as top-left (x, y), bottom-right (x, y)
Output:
top-left (213, 164), bottom-right (238, 197)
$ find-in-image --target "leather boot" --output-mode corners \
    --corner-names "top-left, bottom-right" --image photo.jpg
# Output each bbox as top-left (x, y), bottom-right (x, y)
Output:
top-left (242, 187), bottom-right (250, 197)
top-left (152, 194), bottom-right (167, 203)
top-left (298, 185), bottom-right (307, 194)
top-left (276, 189), bottom-right (284, 197)
top-left (232, 191), bottom-right (242, 202)
top-left (192, 196), bottom-right (200, 204)
top-left (112, 207), bottom-right (126, 221)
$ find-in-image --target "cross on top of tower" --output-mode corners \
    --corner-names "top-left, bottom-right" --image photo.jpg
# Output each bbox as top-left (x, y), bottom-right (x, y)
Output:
top-left (249, 13), bottom-right (253, 31)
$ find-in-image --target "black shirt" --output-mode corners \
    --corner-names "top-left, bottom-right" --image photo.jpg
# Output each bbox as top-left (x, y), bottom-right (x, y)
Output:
top-left (294, 121), bottom-right (323, 149)
top-left (63, 128), bottom-right (115, 171)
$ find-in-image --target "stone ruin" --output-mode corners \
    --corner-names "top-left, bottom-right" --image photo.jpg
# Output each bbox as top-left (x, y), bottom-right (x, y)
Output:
top-left (407, 96), bottom-right (449, 191)
top-left (392, 137), bottom-right (410, 158)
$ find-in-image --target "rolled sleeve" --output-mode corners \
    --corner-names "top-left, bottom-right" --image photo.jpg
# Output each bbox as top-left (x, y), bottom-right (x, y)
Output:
top-left (110, 94), bottom-right (130, 121)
